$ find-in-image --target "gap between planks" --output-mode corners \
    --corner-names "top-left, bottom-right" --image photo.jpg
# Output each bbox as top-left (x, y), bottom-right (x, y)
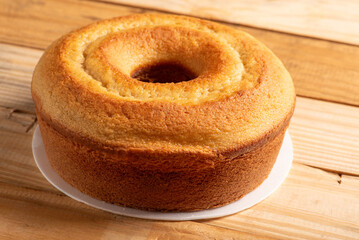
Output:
top-left (0, 106), bottom-right (37, 133)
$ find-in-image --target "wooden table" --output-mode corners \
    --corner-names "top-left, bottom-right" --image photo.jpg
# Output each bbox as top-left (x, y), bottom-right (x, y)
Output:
top-left (1, 0), bottom-right (359, 239)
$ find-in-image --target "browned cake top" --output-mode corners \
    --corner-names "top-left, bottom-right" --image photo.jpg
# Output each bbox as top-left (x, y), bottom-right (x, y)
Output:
top-left (32, 13), bottom-right (295, 164)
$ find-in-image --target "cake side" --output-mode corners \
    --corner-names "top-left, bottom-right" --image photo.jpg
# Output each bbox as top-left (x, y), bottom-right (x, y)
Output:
top-left (37, 112), bottom-right (289, 212)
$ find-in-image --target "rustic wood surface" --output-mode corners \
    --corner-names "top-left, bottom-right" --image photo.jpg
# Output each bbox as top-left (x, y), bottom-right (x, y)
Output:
top-left (106, 0), bottom-right (359, 45)
top-left (1, 0), bottom-right (358, 239)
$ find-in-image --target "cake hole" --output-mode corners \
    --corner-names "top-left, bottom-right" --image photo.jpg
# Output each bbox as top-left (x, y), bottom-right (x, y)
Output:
top-left (131, 62), bottom-right (198, 83)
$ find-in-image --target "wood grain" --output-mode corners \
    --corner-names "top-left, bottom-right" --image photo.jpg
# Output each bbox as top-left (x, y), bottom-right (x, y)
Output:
top-left (107, 0), bottom-right (359, 45)
top-left (1, 0), bottom-right (359, 238)
top-left (0, 182), bottom-right (270, 240)
top-left (202, 163), bottom-right (359, 240)
top-left (0, 0), bottom-right (144, 48)
top-left (291, 98), bottom-right (359, 176)
top-left (0, 43), bottom-right (39, 112)
top-left (1, 128), bottom-right (358, 239)
top-left (1, 0), bottom-right (359, 106)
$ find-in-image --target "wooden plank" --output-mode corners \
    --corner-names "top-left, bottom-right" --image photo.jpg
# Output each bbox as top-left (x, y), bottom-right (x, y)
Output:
top-left (291, 97), bottom-right (359, 176)
top-left (0, 43), bottom-right (40, 112)
top-left (201, 163), bottom-right (359, 240)
top-left (0, 0), bottom-right (145, 49)
top-left (0, 85), bottom-right (358, 237)
top-left (1, 0), bottom-right (359, 106)
top-left (0, 182), bottom-right (269, 240)
top-left (1, 105), bottom-right (357, 233)
top-left (1, 107), bottom-right (358, 238)
top-left (247, 29), bottom-right (359, 107)
top-left (1, 42), bottom-right (359, 175)
top-left (0, 126), bottom-right (51, 193)
top-left (1, 131), bottom-right (358, 239)
top-left (106, 0), bottom-right (359, 45)
top-left (1, 1), bottom-right (358, 238)
top-left (0, 84), bottom-right (358, 238)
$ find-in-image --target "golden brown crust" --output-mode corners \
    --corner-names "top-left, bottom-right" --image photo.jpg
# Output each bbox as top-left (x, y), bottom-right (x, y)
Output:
top-left (32, 13), bottom-right (296, 211)
top-left (37, 113), bottom-right (288, 211)
top-left (32, 13), bottom-right (295, 154)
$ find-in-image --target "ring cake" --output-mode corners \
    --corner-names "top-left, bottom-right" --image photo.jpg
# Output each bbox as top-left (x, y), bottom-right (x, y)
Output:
top-left (32, 13), bottom-right (296, 212)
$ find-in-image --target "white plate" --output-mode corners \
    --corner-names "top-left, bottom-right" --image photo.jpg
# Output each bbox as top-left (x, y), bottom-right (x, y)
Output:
top-left (32, 126), bottom-right (293, 221)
